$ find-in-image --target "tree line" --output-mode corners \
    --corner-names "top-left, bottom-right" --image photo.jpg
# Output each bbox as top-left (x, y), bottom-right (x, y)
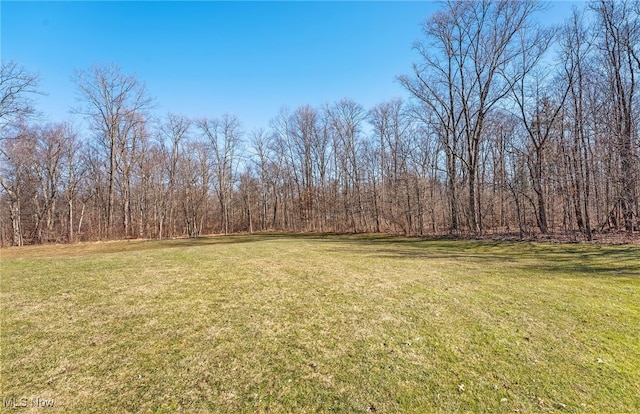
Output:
top-left (1, 0), bottom-right (639, 246)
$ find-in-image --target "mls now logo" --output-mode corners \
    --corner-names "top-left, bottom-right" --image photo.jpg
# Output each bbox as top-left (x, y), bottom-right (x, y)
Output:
top-left (3, 396), bottom-right (55, 408)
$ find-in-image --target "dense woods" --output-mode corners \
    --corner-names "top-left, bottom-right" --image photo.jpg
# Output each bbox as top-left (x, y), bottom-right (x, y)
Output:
top-left (1, 0), bottom-right (639, 246)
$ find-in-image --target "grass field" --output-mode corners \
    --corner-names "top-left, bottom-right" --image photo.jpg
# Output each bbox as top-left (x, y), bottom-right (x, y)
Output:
top-left (1, 234), bottom-right (639, 413)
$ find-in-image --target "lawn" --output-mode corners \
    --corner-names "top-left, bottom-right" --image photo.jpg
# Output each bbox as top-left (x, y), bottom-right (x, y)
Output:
top-left (1, 234), bottom-right (639, 413)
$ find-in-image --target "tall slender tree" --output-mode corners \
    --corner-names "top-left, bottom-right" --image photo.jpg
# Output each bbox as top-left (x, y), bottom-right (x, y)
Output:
top-left (74, 63), bottom-right (153, 238)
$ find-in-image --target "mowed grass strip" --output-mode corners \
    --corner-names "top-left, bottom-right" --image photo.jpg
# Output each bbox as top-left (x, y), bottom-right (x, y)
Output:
top-left (1, 235), bottom-right (639, 413)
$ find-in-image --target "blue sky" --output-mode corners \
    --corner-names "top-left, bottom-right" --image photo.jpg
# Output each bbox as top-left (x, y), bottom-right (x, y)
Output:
top-left (2, 1), bottom-right (583, 133)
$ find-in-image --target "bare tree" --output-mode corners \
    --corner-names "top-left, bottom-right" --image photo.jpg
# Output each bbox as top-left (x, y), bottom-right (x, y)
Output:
top-left (559, 8), bottom-right (596, 239)
top-left (591, 0), bottom-right (639, 233)
top-left (511, 83), bottom-right (568, 235)
top-left (31, 123), bottom-right (70, 242)
top-left (0, 123), bottom-right (35, 245)
top-left (399, 15), bottom-right (463, 233)
top-left (288, 106), bottom-right (319, 229)
top-left (368, 99), bottom-right (414, 233)
top-left (176, 140), bottom-right (209, 237)
top-left (74, 63), bottom-right (153, 238)
top-left (249, 129), bottom-right (276, 231)
top-left (198, 114), bottom-right (243, 235)
top-left (116, 111), bottom-right (149, 238)
top-left (508, 17), bottom-right (561, 235)
top-left (0, 60), bottom-right (39, 134)
top-left (61, 124), bottom-right (85, 242)
top-left (157, 113), bottom-right (191, 238)
top-left (0, 62), bottom-right (40, 245)
top-left (402, 0), bottom-right (547, 233)
top-left (328, 99), bottom-right (367, 233)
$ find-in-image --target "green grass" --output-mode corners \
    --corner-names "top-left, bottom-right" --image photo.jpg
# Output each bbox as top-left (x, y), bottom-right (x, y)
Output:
top-left (1, 234), bottom-right (639, 413)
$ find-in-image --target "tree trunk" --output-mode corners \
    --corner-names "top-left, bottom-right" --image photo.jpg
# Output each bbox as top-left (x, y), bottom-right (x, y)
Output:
top-left (9, 199), bottom-right (23, 246)
top-left (68, 199), bottom-right (74, 243)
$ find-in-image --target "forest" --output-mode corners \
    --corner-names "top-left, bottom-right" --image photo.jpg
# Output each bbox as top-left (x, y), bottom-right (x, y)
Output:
top-left (1, 0), bottom-right (639, 246)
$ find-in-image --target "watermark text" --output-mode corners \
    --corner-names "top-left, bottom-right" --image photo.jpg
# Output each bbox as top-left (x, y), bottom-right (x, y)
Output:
top-left (3, 396), bottom-right (55, 408)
